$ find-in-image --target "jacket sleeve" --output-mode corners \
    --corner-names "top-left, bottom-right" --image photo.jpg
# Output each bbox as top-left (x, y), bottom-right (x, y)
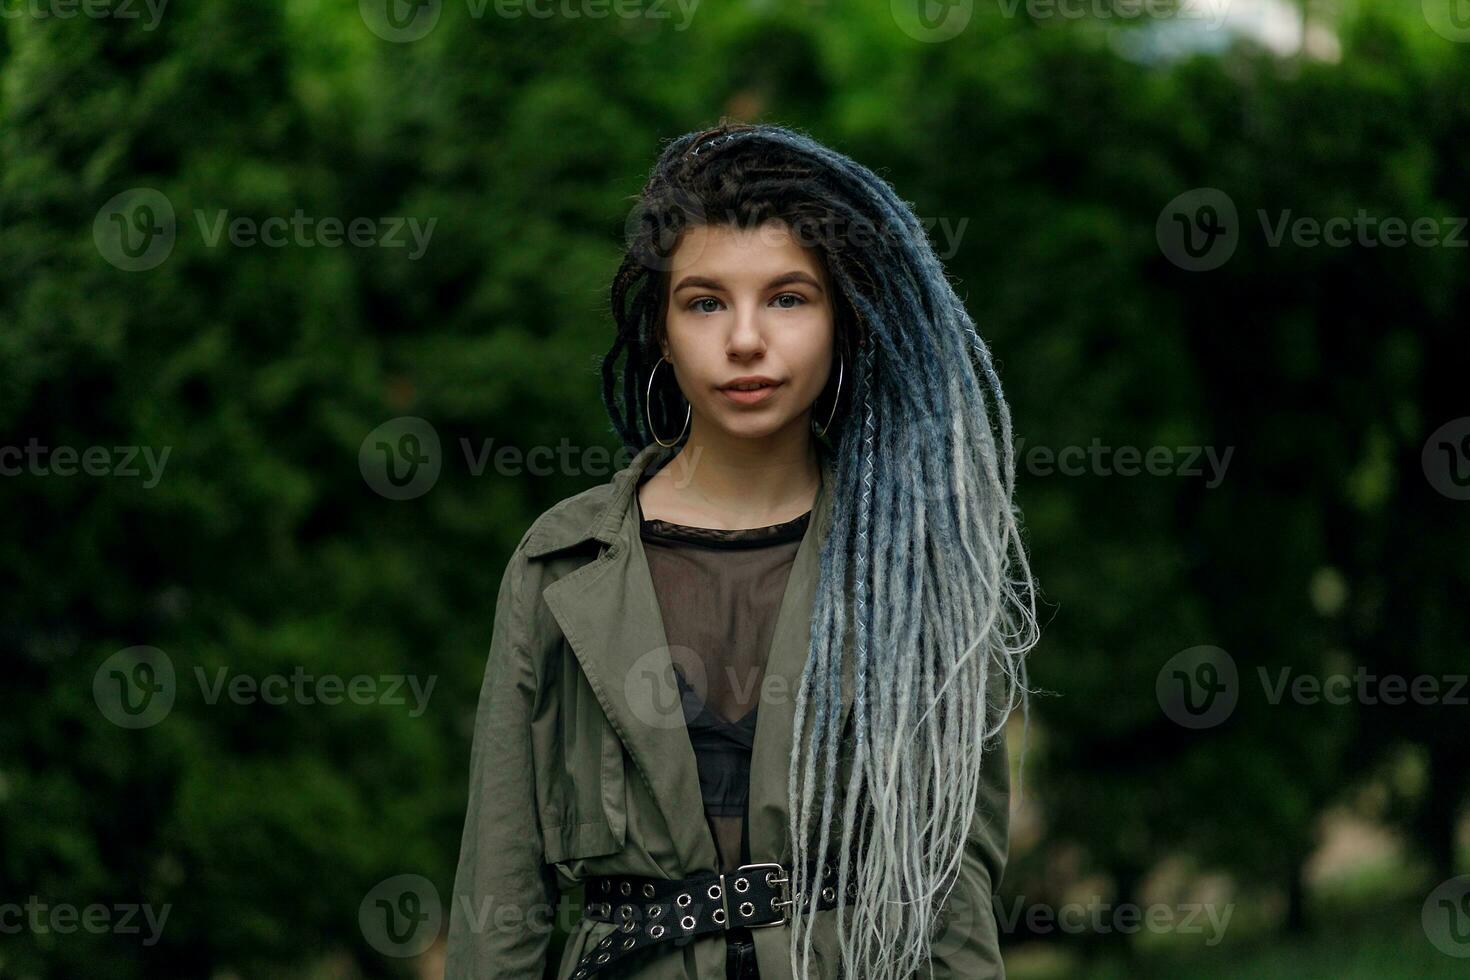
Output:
top-left (445, 531), bottom-right (560, 979)
top-left (929, 722), bottom-right (1011, 980)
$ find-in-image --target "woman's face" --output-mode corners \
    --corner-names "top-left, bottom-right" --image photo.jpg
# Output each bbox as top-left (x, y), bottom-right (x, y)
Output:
top-left (660, 220), bottom-right (835, 445)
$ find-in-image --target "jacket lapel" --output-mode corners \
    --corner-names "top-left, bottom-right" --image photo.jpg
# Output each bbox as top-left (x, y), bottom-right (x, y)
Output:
top-left (539, 441), bottom-right (854, 880)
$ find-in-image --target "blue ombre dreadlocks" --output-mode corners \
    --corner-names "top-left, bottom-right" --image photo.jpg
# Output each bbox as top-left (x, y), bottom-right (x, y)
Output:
top-left (601, 121), bottom-right (1039, 979)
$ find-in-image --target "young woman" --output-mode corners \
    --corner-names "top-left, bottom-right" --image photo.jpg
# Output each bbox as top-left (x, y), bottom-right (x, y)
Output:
top-left (446, 122), bottom-right (1038, 980)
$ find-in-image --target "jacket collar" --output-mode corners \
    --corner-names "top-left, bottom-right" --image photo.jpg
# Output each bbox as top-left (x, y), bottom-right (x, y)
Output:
top-left (535, 440), bottom-right (854, 881)
top-left (521, 442), bottom-right (670, 559)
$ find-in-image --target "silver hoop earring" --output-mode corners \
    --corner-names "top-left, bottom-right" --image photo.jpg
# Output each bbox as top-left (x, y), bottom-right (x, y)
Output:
top-left (813, 354), bottom-right (844, 439)
top-left (646, 357), bottom-right (690, 448)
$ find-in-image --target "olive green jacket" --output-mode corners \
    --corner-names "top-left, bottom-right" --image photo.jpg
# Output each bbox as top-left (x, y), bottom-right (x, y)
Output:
top-left (445, 441), bottom-right (1010, 979)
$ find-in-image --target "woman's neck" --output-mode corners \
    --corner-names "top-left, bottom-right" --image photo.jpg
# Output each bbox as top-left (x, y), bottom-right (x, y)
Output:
top-left (639, 426), bottom-right (821, 530)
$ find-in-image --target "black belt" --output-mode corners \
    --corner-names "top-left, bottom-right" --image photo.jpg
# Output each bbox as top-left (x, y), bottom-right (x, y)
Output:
top-left (572, 858), bottom-right (854, 979)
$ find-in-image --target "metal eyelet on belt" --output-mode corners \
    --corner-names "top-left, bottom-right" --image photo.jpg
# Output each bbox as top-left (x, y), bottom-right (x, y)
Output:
top-left (713, 908), bottom-right (726, 924)
top-left (707, 883), bottom-right (721, 900)
top-left (733, 876), bottom-right (750, 893)
top-left (618, 904), bottom-right (634, 920)
top-left (620, 881), bottom-right (632, 896)
top-left (648, 903), bottom-right (663, 918)
top-left (642, 883), bottom-right (656, 899)
top-left (676, 892), bottom-right (692, 908)
top-left (622, 936), bottom-right (636, 948)
top-left (821, 886), bottom-right (835, 902)
top-left (650, 924), bottom-right (665, 938)
top-left (599, 902), bottom-right (611, 918)
top-left (739, 901), bottom-right (755, 917)
top-left (680, 914), bottom-right (696, 930)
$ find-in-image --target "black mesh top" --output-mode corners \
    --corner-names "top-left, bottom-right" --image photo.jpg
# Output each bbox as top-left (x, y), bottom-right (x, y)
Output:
top-left (635, 490), bottom-right (812, 877)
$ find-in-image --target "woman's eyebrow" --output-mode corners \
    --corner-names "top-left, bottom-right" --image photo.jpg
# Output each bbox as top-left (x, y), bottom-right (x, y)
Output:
top-left (672, 271), bottom-right (824, 293)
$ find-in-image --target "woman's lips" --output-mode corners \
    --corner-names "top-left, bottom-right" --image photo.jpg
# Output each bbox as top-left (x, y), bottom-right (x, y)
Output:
top-left (719, 382), bottom-right (781, 405)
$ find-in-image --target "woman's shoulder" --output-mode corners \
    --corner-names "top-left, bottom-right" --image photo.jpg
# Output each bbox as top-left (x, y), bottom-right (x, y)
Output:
top-left (517, 442), bottom-right (665, 561)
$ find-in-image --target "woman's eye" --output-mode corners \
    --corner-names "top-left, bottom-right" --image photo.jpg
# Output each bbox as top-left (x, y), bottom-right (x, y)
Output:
top-left (689, 297), bottom-right (722, 314)
top-left (772, 292), bottom-right (806, 309)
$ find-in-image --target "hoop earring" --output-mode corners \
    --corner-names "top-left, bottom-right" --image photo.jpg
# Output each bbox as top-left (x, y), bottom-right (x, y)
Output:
top-left (813, 354), bottom-right (844, 439)
top-left (646, 357), bottom-right (690, 448)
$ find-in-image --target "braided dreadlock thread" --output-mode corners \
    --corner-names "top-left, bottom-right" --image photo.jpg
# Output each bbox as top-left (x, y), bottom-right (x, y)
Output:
top-left (601, 122), bottom-right (1039, 979)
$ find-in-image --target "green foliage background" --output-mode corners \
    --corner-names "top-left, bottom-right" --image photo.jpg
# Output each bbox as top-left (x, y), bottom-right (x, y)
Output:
top-left (1, 0), bottom-right (1465, 976)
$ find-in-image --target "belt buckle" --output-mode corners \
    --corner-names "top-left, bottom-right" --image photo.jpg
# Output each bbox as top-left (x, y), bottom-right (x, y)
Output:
top-left (733, 862), bottom-right (790, 929)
